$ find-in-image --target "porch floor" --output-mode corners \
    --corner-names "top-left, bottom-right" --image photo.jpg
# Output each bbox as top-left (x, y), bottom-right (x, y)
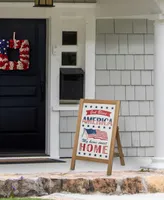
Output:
top-left (0, 157), bottom-right (152, 174)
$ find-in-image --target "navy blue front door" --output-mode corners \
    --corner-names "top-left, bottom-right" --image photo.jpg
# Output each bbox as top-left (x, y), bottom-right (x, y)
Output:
top-left (0, 19), bottom-right (46, 154)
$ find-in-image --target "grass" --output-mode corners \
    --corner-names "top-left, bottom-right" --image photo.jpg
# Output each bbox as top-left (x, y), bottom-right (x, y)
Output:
top-left (139, 168), bottom-right (150, 172)
top-left (0, 198), bottom-right (46, 200)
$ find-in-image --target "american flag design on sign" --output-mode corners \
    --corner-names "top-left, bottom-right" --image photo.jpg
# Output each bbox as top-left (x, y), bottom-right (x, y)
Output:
top-left (83, 128), bottom-right (108, 141)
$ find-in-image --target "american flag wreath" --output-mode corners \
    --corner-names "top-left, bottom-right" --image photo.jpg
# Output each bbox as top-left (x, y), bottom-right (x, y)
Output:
top-left (0, 39), bottom-right (30, 70)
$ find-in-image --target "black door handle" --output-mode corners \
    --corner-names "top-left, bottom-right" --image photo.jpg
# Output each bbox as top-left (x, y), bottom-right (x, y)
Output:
top-left (40, 81), bottom-right (45, 101)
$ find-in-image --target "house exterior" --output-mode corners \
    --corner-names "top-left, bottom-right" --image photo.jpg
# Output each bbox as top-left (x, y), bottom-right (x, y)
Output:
top-left (0, 0), bottom-right (164, 168)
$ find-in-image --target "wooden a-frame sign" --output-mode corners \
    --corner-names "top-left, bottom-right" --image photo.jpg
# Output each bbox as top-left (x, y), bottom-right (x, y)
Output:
top-left (70, 99), bottom-right (125, 176)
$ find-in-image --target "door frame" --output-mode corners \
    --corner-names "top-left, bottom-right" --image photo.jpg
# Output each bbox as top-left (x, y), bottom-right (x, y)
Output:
top-left (45, 16), bottom-right (60, 158)
top-left (0, 16), bottom-right (65, 159)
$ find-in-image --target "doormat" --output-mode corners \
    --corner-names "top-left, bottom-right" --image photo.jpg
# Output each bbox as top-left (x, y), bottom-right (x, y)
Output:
top-left (0, 158), bottom-right (66, 164)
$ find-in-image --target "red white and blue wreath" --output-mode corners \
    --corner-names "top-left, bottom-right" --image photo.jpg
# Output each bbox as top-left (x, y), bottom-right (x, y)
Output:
top-left (0, 39), bottom-right (30, 70)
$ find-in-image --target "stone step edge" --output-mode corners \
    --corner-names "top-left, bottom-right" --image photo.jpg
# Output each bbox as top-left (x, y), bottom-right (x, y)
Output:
top-left (0, 175), bottom-right (163, 197)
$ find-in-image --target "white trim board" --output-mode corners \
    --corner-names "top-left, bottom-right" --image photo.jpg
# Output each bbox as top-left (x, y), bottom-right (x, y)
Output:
top-left (85, 16), bottom-right (96, 99)
top-left (52, 105), bottom-right (79, 111)
top-left (0, 2), bottom-right (96, 8)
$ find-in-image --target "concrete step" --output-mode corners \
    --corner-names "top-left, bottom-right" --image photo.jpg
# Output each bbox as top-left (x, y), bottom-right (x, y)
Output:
top-left (0, 170), bottom-right (164, 197)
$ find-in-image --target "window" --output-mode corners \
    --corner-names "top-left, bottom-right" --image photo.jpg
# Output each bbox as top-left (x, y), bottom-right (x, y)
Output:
top-left (59, 19), bottom-right (85, 104)
top-left (61, 31), bottom-right (78, 67)
top-left (62, 52), bottom-right (77, 66)
top-left (62, 31), bottom-right (77, 45)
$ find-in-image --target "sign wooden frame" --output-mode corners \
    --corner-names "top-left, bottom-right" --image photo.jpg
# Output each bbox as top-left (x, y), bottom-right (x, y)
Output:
top-left (70, 99), bottom-right (125, 176)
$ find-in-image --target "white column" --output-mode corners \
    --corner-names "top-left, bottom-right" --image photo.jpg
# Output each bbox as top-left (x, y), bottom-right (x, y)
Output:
top-left (143, 20), bottom-right (164, 169)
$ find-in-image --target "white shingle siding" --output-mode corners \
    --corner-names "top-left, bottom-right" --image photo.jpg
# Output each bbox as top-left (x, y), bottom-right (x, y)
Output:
top-left (121, 132), bottom-right (132, 147)
top-left (137, 148), bottom-right (145, 156)
top-left (96, 34), bottom-right (105, 54)
top-left (146, 147), bottom-right (154, 156)
top-left (145, 35), bottom-right (154, 54)
top-left (119, 117), bottom-right (125, 131)
top-left (121, 71), bottom-right (131, 85)
top-left (128, 35), bottom-right (144, 54)
top-left (125, 55), bottom-right (134, 70)
top-left (126, 86), bottom-right (135, 100)
top-left (121, 101), bottom-right (129, 116)
top-left (131, 71), bottom-right (141, 85)
top-left (96, 19), bottom-right (114, 34)
top-left (125, 117), bottom-right (136, 131)
top-left (140, 132), bottom-right (150, 147)
top-left (96, 55), bottom-right (106, 70)
top-left (150, 101), bottom-right (154, 115)
top-left (67, 117), bottom-right (77, 132)
top-left (60, 133), bottom-right (72, 148)
top-left (59, 19), bottom-right (154, 158)
top-left (96, 70), bottom-right (110, 85)
top-left (146, 86), bottom-right (154, 100)
top-left (134, 56), bottom-right (144, 70)
top-left (132, 132), bottom-right (140, 147)
top-left (106, 35), bottom-right (119, 54)
top-left (115, 86), bottom-right (126, 100)
top-left (145, 55), bottom-right (154, 70)
top-left (59, 111), bottom-right (78, 157)
top-left (95, 19), bottom-right (154, 157)
top-left (147, 20), bottom-right (154, 34)
top-left (110, 71), bottom-right (121, 85)
top-left (96, 86), bottom-right (115, 100)
top-left (119, 35), bottom-right (128, 54)
top-left (135, 86), bottom-right (146, 100)
top-left (115, 19), bottom-right (133, 33)
top-left (133, 19), bottom-right (147, 33)
top-left (139, 102), bottom-right (150, 116)
top-left (107, 55), bottom-right (116, 70)
top-left (141, 71), bottom-right (152, 85)
top-left (127, 148), bottom-right (137, 156)
top-left (116, 55), bottom-right (125, 69)
top-left (129, 101), bottom-right (139, 116)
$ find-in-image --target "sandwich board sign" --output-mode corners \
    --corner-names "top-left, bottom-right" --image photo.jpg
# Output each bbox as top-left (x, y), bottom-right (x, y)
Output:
top-left (70, 99), bottom-right (125, 176)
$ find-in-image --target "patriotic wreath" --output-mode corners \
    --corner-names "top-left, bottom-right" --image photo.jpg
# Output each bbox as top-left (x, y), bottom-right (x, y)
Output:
top-left (0, 39), bottom-right (30, 70)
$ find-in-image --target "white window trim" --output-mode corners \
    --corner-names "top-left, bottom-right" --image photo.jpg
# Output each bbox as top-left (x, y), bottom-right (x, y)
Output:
top-left (52, 15), bottom-right (96, 111)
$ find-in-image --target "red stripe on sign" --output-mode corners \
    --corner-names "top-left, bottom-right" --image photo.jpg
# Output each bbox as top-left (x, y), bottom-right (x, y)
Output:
top-left (86, 110), bottom-right (111, 117)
